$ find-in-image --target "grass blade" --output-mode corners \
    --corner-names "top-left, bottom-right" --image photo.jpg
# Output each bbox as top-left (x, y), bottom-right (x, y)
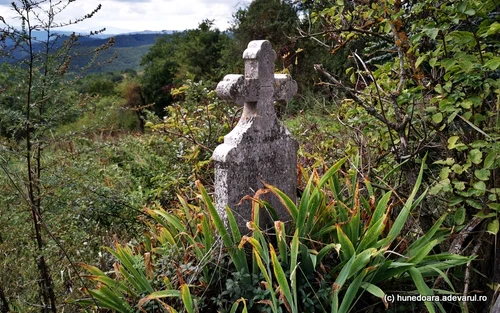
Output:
top-left (196, 180), bottom-right (249, 276)
top-left (271, 244), bottom-right (295, 313)
top-left (406, 239), bottom-right (438, 265)
top-left (381, 155), bottom-right (427, 247)
top-left (227, 205), bottom-right (242, 244)
top-left (408, 267), bottom-right (436, 313)
top-left (338, 270), bottom-right (366, 313)
top-left (276, 221), bottom-right (288, 265)
top-left (181, 284), bottom-right (194, 313)
top-left (264, 182), bottom-right (298, 220)
top-left (318, 157), bottom-right (347, 188)
top-left (138, 290), bottom-right (182, 310)
top-left (290, 230), bottom-right (300, 312)
top-left (409, 214), bottom-right (447, 252)
top-left (336, 225), bottom-right (355, 262)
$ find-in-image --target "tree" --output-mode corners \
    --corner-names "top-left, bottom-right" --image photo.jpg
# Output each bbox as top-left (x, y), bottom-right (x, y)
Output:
top-left (302, 0), bottom-right (500, 309)
top-left (0, 1), bottom-right (109, 311)
top-left (120, 79), bottom-right (148, 132)
top-left (140, 35), bottom-right (179, 115)
top-left (231, 0), bottom-right (298, 51)
top-left (141, 20), bottom-right (231, 116)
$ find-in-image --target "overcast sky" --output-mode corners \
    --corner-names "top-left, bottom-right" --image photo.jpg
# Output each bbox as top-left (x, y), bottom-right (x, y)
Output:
top-left (0, 0), bottom-right (252, 34)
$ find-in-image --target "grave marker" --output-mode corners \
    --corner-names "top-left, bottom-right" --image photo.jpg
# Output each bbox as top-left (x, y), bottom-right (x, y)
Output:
top-left (212, 40), bottom-right (298, 231)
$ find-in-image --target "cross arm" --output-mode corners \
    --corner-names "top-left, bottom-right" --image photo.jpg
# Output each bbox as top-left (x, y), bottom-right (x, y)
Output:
top-left (216, 74), bottom-right (260, 106)
top-left (216, 74), bottom-right (246, 106)
top-left (273, 74), bottom-right (298, 103)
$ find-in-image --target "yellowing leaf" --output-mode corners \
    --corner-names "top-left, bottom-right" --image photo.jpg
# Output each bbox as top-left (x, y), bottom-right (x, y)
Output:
top-left (487, 219), bottom-right (499, 235)
top-left (447, 136), bottom-right (460, 149)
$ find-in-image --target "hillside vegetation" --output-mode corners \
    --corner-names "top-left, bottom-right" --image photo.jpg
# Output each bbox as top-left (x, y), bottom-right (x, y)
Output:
top-left (0, 32), bottom-right (170, 73)
top-left (0, 0), bottom-right (499, 312)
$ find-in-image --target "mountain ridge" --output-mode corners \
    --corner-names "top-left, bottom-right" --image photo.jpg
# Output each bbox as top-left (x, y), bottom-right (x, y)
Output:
top-left (1, 31), bottom-right (176, 73)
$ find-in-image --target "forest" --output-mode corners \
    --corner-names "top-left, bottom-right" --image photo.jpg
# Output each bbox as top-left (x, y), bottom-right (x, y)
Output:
top-left (0, 0), bottom-right (499, 312)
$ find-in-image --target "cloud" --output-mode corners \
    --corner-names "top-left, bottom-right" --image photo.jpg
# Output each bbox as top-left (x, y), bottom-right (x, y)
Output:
top-left (102, 0), bottom-right (153, 2)
top-left (1, 0), bottom-right (252, 32)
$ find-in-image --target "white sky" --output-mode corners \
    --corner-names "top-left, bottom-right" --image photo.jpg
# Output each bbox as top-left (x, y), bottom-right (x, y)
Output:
top-left (0, 0), bottom-right (252, 34)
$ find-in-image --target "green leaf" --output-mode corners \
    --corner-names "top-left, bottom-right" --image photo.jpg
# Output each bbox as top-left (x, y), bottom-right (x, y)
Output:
top-left (334, 253), bottom-right (356, 289)
top-left (453, 207), bottom-right (466, 225)
top-left (382, 155), bottom-right (427, 246)
top-left (264, 182), bottom-right (298, 220)
top-left (181, 284), bottom-right (194, 313)
top-left (429, 57), bottom-right (438, 68)
top-left (336, 225), bottom-right (355, 262)
top-left (407, 239), bottom-right (438, 265)
top-left (447, 136), bottom-right (460, 149)
top-left (484, 152), bottom-right (497, 169)
top-left (464, 8), bottom-right (475, 16)
top-left (474, 169), bottom-right (490, 181)
top-left (486, 22), bottom-right (500, 36)
top-left (409, 214), bottom-right (448, 252)
top-left (434, 158), bottom-right (454, 165)
top-left (451, 164), bottom-right (464, 174)
top-left (360, 282), bottom-right (385, 299)
top-left (271, 245), bottom-right (295, 313)
top-left (487, 219), bottom-right (499, 235)
top-left (473, 181), bottom-right (486, 193)
top-left (408, 268), bottom-right (436, 313)
top-left (290, 230), bottom-right (299, 309)
top-left (196, 181), bottom-right (249, 277)
top-left (469, 149), bottom-right (483, 164)
top-left (357, 213), bottom-right (387, 252)
top-left (318, 157), bottom-right (347, 188)
top-left (439, 167), bottom-right (451, 180)
top-left (475, 211), bottom-right (497, 219)
top-left (432, 112), bottom-right (443, 123)
top-left (442, 58), bottom-right (458, 72)
top-left (368, 191), bottom-right (392, 231)
top-left (466, 199), bottom-right (483, 210)
top-left (229, 298), bottom-right (248, 313)
top-left (488, 203), bottom-right (500, 212)
top-left (425, 28), bottom-right (439, 40)
top-left (453, 180), bottom-right (466, 190)
top-left (349, 248), bottom-right (377, 278)
top-left (226, 205), bottom-right (242, 248)
top-left (89, 288), bottom-right (135, 313)
top-left (416, 55), bottom-right (427, 68)
top-left (338, 271), bottom-right (366, 313)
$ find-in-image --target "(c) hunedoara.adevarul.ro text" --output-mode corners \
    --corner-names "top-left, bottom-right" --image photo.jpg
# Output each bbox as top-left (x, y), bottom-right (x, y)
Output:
top-left (384, 294), bottom-right (487, 303)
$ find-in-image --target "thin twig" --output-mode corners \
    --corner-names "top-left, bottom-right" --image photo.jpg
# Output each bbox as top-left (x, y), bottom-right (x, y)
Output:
top-left (463, 237), bottom-right (483, 313)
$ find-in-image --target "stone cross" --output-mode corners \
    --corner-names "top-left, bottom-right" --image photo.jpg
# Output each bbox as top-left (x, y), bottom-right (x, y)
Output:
top-left (212, 40), bottom-right (298, 232)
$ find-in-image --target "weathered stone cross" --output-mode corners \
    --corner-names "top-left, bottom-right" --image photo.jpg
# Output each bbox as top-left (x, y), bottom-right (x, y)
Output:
top-left (212, 40), bottom-right (298, 232)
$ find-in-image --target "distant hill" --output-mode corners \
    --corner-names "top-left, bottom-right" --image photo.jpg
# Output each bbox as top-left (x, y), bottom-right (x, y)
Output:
top-left (1, 30), bottom-right (175, 74)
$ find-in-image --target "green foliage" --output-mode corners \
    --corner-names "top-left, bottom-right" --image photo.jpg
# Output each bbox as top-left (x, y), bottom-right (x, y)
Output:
top-left (231, 0), bottom-right (298, 51)
top-left (78, 72), bottom-right (121, 97)
top-left (141, 21), bottom-right (232, 116)
top-left (305, 0), bottom-right (500, 239)
top-left (148, 79), bottom-right (237, 190)
top-left (80, 156), bottom-right (470, 312)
